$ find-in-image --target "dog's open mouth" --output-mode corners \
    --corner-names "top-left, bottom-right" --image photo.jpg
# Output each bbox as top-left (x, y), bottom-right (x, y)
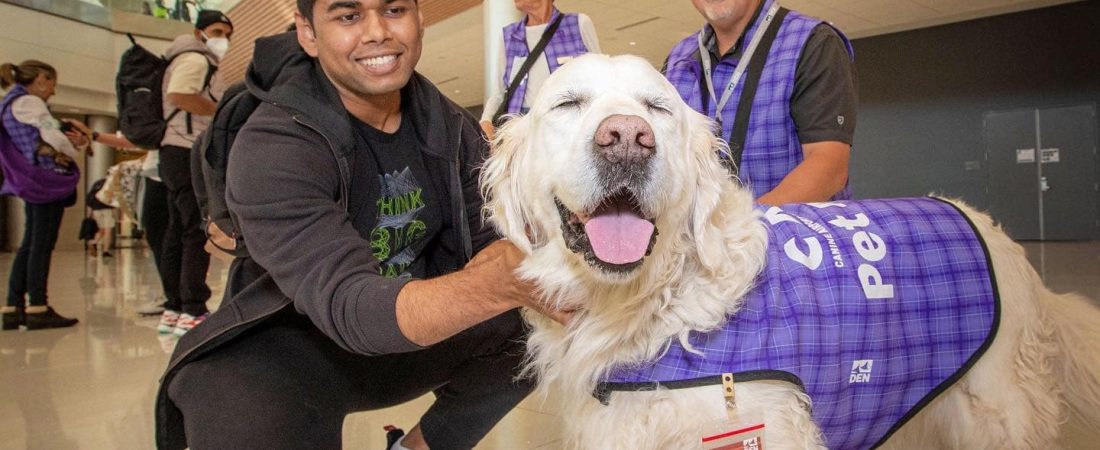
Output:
top-left (557, 190), bottom-right (658, 273)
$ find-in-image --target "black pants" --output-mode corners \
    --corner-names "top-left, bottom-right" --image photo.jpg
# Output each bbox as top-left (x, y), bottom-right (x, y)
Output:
top-left (159, 146), bottom-right (211, 315)
top-left (7, 200), bottom-right (66, 307)
top-left (168, 307), bottom-right (533, 450)
top-left (142, 177), bottom-right (169, 284)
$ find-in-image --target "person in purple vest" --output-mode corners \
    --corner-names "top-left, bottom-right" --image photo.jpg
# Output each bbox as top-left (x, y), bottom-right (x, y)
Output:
top-left (479, 0), bottom-right (601, 139)
top-left (664, 0), bottom-right (857, 205)
top-left (0, 60), bottom-right (87, 330)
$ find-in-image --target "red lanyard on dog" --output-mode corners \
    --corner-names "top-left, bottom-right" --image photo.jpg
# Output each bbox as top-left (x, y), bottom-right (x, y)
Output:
top-left (697, 1), bottom-right (782, 130)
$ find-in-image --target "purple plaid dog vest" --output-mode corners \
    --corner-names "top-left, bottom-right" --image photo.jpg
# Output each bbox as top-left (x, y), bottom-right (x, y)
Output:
top-left (664, 0), bottom-right (853, 200)
top-left (0, 85), bottom-right (80, 203)
top-left (599, 197), bottom-right (999, 450)
top-left (501, 8), bottom-right (589, 115)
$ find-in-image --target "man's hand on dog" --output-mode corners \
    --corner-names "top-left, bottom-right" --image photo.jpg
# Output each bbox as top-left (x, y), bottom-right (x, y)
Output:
top-left (466, 240), bottom-right (576, 326)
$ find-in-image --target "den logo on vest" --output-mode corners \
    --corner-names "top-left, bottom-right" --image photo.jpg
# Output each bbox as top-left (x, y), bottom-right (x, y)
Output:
top-left (850, 360), bottom-right (874, 384)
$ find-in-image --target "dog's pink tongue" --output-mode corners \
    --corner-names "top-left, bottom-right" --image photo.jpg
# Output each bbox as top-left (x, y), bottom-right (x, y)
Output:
top-left (583, 205), bottom-right (654, 265)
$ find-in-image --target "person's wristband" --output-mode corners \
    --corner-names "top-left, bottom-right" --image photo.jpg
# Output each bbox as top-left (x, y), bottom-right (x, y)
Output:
top-left (91, 131), bottom-right (100, 142)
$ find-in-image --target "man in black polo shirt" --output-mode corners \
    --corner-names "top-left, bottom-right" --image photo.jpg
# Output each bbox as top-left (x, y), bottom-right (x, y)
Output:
top-left (664, 0), bottom-right (858, 204)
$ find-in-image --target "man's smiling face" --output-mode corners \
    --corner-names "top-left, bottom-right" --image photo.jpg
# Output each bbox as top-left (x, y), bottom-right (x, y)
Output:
top-left (297, 0), bottom-right (423, 101)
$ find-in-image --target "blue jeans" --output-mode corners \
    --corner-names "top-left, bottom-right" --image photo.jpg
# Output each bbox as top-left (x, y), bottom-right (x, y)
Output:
top-left (7, 199), bottom-right (67, 307)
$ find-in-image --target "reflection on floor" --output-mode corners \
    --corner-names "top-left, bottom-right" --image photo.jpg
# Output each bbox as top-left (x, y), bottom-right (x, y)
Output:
top-left (0, 239), bottom-right (1097, 449)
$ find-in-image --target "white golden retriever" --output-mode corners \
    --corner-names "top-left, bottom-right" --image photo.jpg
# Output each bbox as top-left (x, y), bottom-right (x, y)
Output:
top-left (480, 54), bottom-right (1100, 449)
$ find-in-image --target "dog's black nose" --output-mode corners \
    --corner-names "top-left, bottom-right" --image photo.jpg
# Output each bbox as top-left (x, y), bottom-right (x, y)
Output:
top-left (594, 115), bottom-right (655, 164)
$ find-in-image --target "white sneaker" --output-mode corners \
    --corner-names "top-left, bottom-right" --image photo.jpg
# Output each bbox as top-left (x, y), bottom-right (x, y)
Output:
top-left (157, 310), bottom-right (181, 334)
top-left (173, 313), bottom-right (208, 337)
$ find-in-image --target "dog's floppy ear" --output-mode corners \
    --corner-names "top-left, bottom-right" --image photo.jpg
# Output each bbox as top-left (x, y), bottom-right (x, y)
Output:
top-left (684, 111), bottom-right (746, 273)
top-left (480, 115), bottom-right (546, 252)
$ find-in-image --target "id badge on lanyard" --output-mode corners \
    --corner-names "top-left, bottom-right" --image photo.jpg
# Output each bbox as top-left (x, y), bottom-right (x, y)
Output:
top-left (697, 1), bottom-right (782, 144)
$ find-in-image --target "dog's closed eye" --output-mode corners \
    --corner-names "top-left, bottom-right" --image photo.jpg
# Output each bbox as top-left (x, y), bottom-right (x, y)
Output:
top-left (642, 96), bottom-right (673, 115)
top-left (552, 90), bottom-right (589, 111)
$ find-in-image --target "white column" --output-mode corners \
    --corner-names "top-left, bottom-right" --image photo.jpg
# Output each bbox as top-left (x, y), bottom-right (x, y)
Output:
top-left (86, 115), bottom-right (116, 183)
top-left (483, 0), bottom-right (523, 106)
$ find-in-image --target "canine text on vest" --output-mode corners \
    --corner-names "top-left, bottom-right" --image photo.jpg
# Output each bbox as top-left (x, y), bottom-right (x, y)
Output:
top-left (480, 54), bottom-right (1100, 449)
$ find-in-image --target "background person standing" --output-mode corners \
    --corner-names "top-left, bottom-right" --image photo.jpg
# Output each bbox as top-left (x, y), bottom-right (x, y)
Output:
top-left (154, 10), bottom-right (233, 337)
top-left (479, 0), bottom-right (600, 139)
top-left (0, 60), bottom-right (87, 330)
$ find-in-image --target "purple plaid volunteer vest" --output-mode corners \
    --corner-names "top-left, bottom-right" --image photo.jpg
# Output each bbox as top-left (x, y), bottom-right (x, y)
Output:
top-left (600, 197), bottom-right (999, 450)
top-left (0, 86), bottom-right (80, 203)
top-left (502, 8), bottom-right (589, 115)
top-left (664, 1), bottom-right (854, 200)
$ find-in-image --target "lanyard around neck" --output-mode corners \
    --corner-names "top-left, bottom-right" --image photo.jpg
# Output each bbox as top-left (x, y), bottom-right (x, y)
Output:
top-left (697, 1), bottom-right (782, 124)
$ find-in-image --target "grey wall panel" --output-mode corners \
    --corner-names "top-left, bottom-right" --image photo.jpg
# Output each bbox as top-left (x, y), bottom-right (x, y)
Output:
top-left (849, 0), bottom-right (1100, 212)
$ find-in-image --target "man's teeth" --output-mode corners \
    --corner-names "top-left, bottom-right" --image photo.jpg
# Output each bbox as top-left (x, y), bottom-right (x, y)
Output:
top-left (360, 55), bottom-right (396, 67)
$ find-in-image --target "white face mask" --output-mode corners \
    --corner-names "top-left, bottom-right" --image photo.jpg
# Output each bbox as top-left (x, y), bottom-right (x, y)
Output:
top-left (202, 32), bottom-right (230, 59)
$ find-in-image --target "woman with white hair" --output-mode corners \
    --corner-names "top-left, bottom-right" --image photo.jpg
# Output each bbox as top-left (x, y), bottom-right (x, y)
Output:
top-left (480, 0), bottom-right (601, 139)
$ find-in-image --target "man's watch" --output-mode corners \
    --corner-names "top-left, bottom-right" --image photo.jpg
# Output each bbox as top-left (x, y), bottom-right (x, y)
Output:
top-left (91, 131), bottom-right (100, 142)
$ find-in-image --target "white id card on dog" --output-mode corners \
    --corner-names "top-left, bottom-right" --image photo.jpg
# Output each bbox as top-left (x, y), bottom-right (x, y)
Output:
top-left (703, 373), bottom-right (766, 449)
top-left (701, 420), bottom-right (765, 450)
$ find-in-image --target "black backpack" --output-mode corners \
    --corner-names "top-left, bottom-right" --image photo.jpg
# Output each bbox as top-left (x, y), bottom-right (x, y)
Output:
top-left (116, 33), bottom-right (215, 149)
top-left (86, 178), bottom-right (113, 210)
top-left (192, 80), bottom-right (260, 257)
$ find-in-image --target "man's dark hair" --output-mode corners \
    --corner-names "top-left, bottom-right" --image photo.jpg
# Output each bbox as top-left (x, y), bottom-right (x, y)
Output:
top-left (297, 0), bottom-right (417, 23)
top-left (297, 0), bottom-right (315, 22)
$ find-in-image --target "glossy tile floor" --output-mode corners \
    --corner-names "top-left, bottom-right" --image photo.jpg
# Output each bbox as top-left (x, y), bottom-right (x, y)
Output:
top-left (1, 239), bottom-right (1098, 449)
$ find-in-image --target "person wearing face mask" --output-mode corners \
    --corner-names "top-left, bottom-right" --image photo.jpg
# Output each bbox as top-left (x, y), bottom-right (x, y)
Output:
top-left (0, 60), bottom-right (88, 330)
top-left (154, 10), bottom-right (234, 337)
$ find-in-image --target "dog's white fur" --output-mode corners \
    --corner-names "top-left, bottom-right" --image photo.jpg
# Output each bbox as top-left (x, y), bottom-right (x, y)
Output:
top-left (480, 54), bottom-right (1100, 449)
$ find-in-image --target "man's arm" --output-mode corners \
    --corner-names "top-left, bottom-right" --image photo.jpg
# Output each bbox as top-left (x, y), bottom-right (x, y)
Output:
top-left (66, 119), bottom-right (143, 150)
top-left (165, 53), bottom-right (217, 116)
top-left (397, 240), bottom-right (569, 346)
top-left (757, 141), bottom-right (849, 205)
top-left (395, 114), bottom-right (571, 346)
top-left (227, 106), bottom-right (553, 354)
top-left (761, 24), bottom-right (857, 205)
top-left (167, 93), bottom-right (217, 116)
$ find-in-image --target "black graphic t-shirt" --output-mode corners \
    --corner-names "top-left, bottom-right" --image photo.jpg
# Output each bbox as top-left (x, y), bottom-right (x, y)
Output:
top-left (351, 116), bottom-right (442, 279)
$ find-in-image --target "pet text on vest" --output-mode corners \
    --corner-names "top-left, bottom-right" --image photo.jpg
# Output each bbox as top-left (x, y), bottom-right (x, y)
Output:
top-left (765, 204), bottom-right (896, 300)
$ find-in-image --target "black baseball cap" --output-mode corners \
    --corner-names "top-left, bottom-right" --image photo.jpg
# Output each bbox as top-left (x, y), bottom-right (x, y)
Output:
top-left (195, 10), bottom-right (233, 31)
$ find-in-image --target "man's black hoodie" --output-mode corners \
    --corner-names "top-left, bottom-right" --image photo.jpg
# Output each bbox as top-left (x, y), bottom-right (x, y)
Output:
top-left (156, 32), bottom-right (496, 449)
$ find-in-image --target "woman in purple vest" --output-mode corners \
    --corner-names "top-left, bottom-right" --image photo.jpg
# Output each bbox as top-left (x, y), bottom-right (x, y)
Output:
top-left (0, 60), bottom-right (85, 330)
top-left (664, 0), bottom-right (858, 205)
top-left (479, 0), bottom-right (601, 139)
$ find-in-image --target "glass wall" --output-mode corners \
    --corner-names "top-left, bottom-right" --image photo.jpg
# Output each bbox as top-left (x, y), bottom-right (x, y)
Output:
top-left (112, 0), bottom-right (243, 23)
top-left (0, 0), bottom-right (242, 28)
top-left (2, 0), bottom-right (112, 27)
